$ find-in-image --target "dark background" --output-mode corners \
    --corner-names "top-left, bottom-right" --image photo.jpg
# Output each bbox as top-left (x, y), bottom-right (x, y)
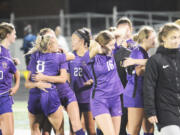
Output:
top-left (1, 0), bottom-right (180, 18)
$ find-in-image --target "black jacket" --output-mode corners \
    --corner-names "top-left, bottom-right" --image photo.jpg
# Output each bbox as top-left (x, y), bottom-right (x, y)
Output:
top-left (114, 46), bottom-right (131, 88)
top-left (143, 46), bottom-right (180, 130)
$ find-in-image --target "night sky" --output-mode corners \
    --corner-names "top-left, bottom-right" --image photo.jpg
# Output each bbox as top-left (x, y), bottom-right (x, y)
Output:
top-left (0, 0), bottom-right (180, 18)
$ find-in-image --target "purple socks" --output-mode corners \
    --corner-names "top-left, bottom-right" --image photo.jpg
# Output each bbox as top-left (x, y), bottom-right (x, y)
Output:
top-left (75, 128), bottom-right (85, 135)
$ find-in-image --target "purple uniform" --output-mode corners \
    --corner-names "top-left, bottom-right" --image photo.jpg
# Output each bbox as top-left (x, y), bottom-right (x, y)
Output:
top-left (0, 56), bottom-right (17, 114)
top-left (27, 51), bottom-right (66, 116)
top-left (124, 46), bottom-right (149, 108)
top-left (0, 45), bottom-right (11, 58)
top-left (56, 62), bottom-right (77, 108)
top-left (89, 54), bottom-right (124, 117)
top-left (0, 45), bottom-right (14, 89)
top-left (68, 51), bottom-right (92, 111)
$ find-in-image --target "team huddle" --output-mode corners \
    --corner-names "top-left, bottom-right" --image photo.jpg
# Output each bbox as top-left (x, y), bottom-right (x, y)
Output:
top-left (0, 17), bottom-right (180, 135)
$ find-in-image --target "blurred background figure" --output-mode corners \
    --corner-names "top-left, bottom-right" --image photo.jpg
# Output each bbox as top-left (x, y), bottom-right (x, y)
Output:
top-left (55, 26), bottom-right (70, 51)
top-left (21, 24), bottom-right (36, 67)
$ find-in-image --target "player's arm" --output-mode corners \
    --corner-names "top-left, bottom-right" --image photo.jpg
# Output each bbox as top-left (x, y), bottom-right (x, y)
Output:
top-left (10, 70), bottom-right (20, 96)
top-left (67, 72), bottom-right (70, 83)
top-left (32, 69), bottom-right (67, 84)
top-left (25, 71), bottom-right (51, 92)
top-left (143, 57), bottom-right (159, 124)
top-left (58, 48), bottom-right (75, 61)
top-left (25, 71), bottom-right (39, 89)
top-left (65, 52), bottom-right (75, 61)
top-left (135, 65), bottom-right (145, 76)
top-left (123, 58), bottom-right (147, 67)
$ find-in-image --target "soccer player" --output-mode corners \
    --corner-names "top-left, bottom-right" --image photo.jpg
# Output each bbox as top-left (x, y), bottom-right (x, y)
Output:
top-left (123, 26), bottom-right (156, 135)
top-left (89, 30), bottom-right (124, 135)
top-left (68, 28), bottom-right (95, 135)
top-left (0, 22), bottom-right (20, 65)
top-left (33, 57), bottom-right (86, 135)
top-left (0, 22), bottom-right (20, 135)
top-left (34, 27), bottom-right (76, 135)
top-left (113, 17), bottom-right (136, 135)
top-left (25, 34), bottom-right (67, 135)
top-left (116, 17), bottom-right (136, 51)
top-left (33, 56), bottom-right (86, 135)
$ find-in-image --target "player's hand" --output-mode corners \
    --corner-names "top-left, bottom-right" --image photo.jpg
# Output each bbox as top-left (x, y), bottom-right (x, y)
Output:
top-left (32, 72), bottom-right (45, 82)
top-left (148, 116), bottom-right (158, 124)
top-left (13, 58), bottom-right (20, 65)
top-left (36, 81), bottom-right (51, 93)
top-left (122, 57), bottom-right (135, 67)
top-left (84, 79), bottom-right (93, 86)
top-left (9, 86), bottom-right (18, 96)
top-left (58, 47), bottom-right (68, 54)
top-left (58, 47), bottom-right (64, 53)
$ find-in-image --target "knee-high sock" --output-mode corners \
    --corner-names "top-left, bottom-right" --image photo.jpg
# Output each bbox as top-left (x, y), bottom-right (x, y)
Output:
top-left (75, 128), bottom-right (85, 135)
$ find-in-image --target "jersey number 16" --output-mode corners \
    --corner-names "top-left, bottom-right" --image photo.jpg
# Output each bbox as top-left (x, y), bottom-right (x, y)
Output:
top-left (107, 60), bottom-right (114, 71)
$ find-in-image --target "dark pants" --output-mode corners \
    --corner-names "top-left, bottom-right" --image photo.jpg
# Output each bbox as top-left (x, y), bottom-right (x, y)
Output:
top-left (119, 94), bottom-right (128, 135)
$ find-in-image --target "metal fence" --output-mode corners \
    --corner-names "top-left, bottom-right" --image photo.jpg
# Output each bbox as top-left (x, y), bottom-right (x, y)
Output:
top-left (116, 10), bottom-right (180, 31)
top-left (3, 6), bottom-right (180, 38)
top-left (10, 12), bottom-right (113, 38)
top-left (1, 7), bottom-right (179, 71)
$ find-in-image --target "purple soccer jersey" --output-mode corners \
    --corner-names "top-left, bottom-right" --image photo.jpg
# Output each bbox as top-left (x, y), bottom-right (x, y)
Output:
top-left (27, 51), bottom-right (66, 116)
top-left (27, 51), bottom-right (66, 93)
top-left (0, 45), bottom-right (14, 88)
top-left (124, 46), bottom-right (149, 97)
top-left (89, 54), bottom-right (124, 99)
top-left (68, 51), bottom-right (93, 103)
top-left (56, 61), bottom-right (70, 94)
top-left (0, 57), bottom-right (17, 94)
top-left (0, 45), bottom-right (11, 58)
top-left (56, 61), bottom-right (77, 103)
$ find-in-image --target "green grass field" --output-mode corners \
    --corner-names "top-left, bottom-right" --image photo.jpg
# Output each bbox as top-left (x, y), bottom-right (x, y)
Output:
top-left (13, 101), bottom-right (160, 135)
top-left (13, 101), bottom-right (70, 135)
